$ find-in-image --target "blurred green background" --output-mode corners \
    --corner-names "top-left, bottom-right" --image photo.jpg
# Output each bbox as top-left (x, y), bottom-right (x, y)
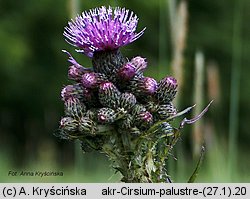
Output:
top-left (1, 0), bottom-right (249, 182)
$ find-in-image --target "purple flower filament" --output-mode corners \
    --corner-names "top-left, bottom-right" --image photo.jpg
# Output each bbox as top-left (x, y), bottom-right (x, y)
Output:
top-left (64, 6), bottom-right (145, 57)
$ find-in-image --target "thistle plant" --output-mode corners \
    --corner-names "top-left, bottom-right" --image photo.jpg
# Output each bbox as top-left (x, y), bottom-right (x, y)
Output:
top-left (57, 6), bottom-right (212, 183)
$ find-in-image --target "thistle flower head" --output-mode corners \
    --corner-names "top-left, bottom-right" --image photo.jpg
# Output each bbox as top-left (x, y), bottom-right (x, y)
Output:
top-left (140, 77), bottom-right (158, 95)
top-left (130, 56), bottom-right (147, 74)
top-left (140, 111), bottom-right (153, 123)
top-left (81, 73), bottom-right (98, 88)
top-left (155, 76), bottom-right (178, 104)
top-left (98, 82), bottom-right (121, 108)
top-left (60, 117), bottom-right (79, 132)
top-left (64, 6), bottom-right (146, 57)
top-left (61, 84), bottom-right (84, 101)
top-left (78, 117), bottom-right (97, 135)
top-left (97, 108), bottom-right (117, 124)
top-left (99, 82), bottom-right (116, 92)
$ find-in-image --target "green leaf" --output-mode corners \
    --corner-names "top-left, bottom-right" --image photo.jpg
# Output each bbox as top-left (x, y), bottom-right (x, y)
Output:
top-left (188, 146), bottom-right (206, 183)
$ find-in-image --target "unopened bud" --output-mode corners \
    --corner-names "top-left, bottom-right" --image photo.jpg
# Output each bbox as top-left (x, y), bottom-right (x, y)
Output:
top-left (61, 84), bottom-right (84, 101)
top-left (81, 72), bottom-right (107, 88)
top-left (119, 92), bottom-right (137, 110)
top-left (98, 82), bottom-right (121, 108)
top-left (68, 65), bottom-right (88, 81)
top-left (155, 76), bottom-right (177, 104)
top-left (64, 97), bottom-right (86, 118)
top-left (97, 108), bottom-right (117, 124)
top-left (117, 62), bottom-right (136, 81)
top-left (136, 111), bottom-right (153, 129)
top-left (130, 56), bottom-right (147, 74)
top-left (78, 117), bottom-right (97, 135)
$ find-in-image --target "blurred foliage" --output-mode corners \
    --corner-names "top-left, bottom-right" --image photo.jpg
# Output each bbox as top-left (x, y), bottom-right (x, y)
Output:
top-left (0, 0), bottom-right (249, 182)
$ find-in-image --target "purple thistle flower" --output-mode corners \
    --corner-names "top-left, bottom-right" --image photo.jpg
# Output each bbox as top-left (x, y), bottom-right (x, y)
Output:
top-left (60, 117), bottom-right (79, 132)
top-left (64, 6), bottom-right (146, 57)
top-left (68, 64), bottom-right (90, 81)
top-left (119, 92), bottom-right (137, 110)
top-left (61, 84), bottom-right (84, 101)
top-left (98, 82), bottom-right (121, 108)
top-left (97, 108), bottom-right (117, 124)
top-left (140, 111), bottom-right (153, 123)
top-left (136, 111), bottom-right (153, 128)
top-left (81, 73), bottom-right (97, 88)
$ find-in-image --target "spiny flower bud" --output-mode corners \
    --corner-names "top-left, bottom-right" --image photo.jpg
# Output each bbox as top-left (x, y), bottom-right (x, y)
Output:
top-left (97, 108), bottom-right (117, 124)
top-left (117, 114), bottom-right (134, 129)
top-left (127, 75), bottom-right (144, 95)
top-left (156, 122), bottom-right (173, 136)
top-left (68, 65), bottom-right (88, 81)
top-left (60, 117), bottom-right (79, 132)
top-left (119, 92), bottom-right (137, 111)
top-left (140, 111), bottom-right (153, 123)
top-left (64, 97), bottom-right (86, 118)
top-left (155, 76), bottom-right (177, 104)
top-left (130, 56), bottom-right (147, 74)
top-left (61, 84), bottom-right (84, 101)
top-left (136, 111), bottom-right (153, 128)
top-left (139, 77), bottom-right (158, 95)
top-left (78, 117), bottom-right (97, 135)
top-left (157, 103), bottom-right (177, 120)
top-left (92, 50), bottom-right (126, 83)
top-left (81, 72), bottom-right (107, 89)
top-left (99, 82), bottom-right (121, 108)
top-left (117, 62), bottom-right (136, 81)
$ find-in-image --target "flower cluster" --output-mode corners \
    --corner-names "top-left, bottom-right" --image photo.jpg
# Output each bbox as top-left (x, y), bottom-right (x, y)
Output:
top-left (57, 6), bottom-right (211, 183)
top-left (60, 53), bottom-right (178, 137)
